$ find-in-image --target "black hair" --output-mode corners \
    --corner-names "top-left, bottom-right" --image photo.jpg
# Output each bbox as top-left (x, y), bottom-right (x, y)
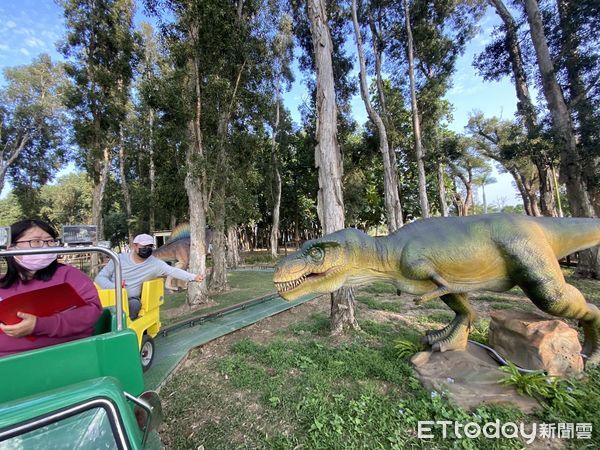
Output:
top-left (0, 219), bottom-right (60, 288)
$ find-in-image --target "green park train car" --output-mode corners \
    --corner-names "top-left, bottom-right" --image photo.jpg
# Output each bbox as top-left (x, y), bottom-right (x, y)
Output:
top-left (0, 233), bottom-right (163, 449)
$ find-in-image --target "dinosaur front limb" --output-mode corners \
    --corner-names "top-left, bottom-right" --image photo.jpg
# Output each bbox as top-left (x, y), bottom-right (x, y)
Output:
top-left (414, 286), bottom-right (450, 305)
top-left (413, 274), bottom-right (452, 305)
top-left (424, 293), bottom-right (475, 352)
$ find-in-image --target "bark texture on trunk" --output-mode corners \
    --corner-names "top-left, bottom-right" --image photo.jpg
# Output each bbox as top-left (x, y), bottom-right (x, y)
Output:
top-left (118, 128), bottom-right (133, 243)
top-left (209, 114), bottom-right (230, 293)
top-left (369, 14), bottom-right (404, 228)
top-left (351, 0), bottom-right (402, 232)
top-left (308, 0), bottom-right (359, 333)
top-left (185, 28), bottom-right (209, 305)
top-left (226, 226), bottom-right (240, 268)
top-left (437, 161), bottom-right (449, 217)
top-left (403, 0), bottom-right (429, 218)
top-left (148, 109), bottom-right (156, 233)
top-left (270, 99), bottom-right (282, 257)
top-left (90, 146), bottom-right (111, 277)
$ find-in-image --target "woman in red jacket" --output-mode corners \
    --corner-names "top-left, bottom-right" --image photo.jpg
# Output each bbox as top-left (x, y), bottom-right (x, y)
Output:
top-left (0, 219), bottom-right (103, 357)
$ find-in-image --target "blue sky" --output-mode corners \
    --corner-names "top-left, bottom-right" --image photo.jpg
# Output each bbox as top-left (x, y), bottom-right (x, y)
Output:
top-left (0, 0), bottom-right (521, 207)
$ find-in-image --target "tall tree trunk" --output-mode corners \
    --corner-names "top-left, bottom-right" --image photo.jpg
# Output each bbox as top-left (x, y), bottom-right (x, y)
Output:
top-left (209, 110), bottom-right (230, 293)
top-left (148, 109), bottom-right (156, 233)
top-left (482, 183), bottom-right (487, 214)
top-left (523, 0), bottom-right (597, 278)
top-left (368, 12), bottom-right (404, 228)
top-left (308, 0), bottom-right (359, 333)
top-left (270, 99), bottom-right (282, 258)
top-left (118, 126), bottom-right (133, 243)
top-left (403, 0), bottom-right (429, 218)
top-left (507, 167), bottom-right (540, 216)
top-left (208, 203), bottom-right (227, 293)
top-left (489, 0), bottom-right (557, 217)
top-left (352, 0), bottom-right (402, 232)
top-left (226, 226), bottom-right (240, 268)
top-left (437, 161), bottom-right (449, 217)
top-left (556, 0), bottom-right (599, 277)
top-left (90, 147), bottom-right (111, 277)
top-left (185, 27), bottom-right (209, 306)
top-left (523, 0), bottom-right (593, 217)
top-left (0, 134), bottom-right (29, 195)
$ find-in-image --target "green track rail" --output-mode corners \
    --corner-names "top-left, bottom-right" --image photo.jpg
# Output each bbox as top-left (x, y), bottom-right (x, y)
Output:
top-left (143, 292), bottom-right (316, 390)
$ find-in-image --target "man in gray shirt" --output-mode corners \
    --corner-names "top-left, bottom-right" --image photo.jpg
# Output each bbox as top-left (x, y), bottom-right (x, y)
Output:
top-left (95, 233), bottom-right (204, 319)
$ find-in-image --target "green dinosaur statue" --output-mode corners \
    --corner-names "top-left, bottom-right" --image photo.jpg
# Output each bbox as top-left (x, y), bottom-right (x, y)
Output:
top-left (273, 214), bottom-right (600, 364)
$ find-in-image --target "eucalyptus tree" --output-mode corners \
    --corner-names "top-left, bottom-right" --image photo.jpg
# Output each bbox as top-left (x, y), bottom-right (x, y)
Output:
top-left (550, 0), bottom-right (599, 275)
top-left (59, 0), bottom-right (138, 242)
top-left (521, 0), bottom-right (598, 276)
top-left (0, 55), bottom-right (69, 212)
top-left (145, 0), bottom-right (276, 301)
top-left (268, 10), bottom-right (295, 258)
top-left (466, 113), bottom-right (542, 216)
top-left (351, 0), bottom-right (403, 231)
top-left (142, 0), bottom-right (208, 303)
top-left (443, 133), bottom-right (492, 216)
top-left (386, 0), bottom-right (484, 218)
top-left (402, 0), bottom-right (428, 217)
top-left (521, 0), bottom-right (592, 217)
top-left (296, 0), bottom-right (359, 333)
top-left (552, 0), bottom-right (599, 215)
top-left (476, 172), bottom-right (496, 214)
top-left (474, 0), bottom-right (557, 216)
top-left (364, 1), bottom-right (410, 223)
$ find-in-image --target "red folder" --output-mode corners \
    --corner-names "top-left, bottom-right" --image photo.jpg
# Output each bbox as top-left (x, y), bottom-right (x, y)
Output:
top-left (0, 283), bottom-right (86, 330)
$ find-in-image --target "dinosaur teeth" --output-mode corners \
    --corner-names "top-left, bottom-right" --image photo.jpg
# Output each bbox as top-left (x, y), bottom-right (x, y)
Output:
top-left (275, 275), bottom-right (308, 292)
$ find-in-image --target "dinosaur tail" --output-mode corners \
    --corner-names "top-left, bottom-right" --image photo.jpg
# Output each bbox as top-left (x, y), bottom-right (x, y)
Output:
top-left (535, 217), bottom-right (600, 259)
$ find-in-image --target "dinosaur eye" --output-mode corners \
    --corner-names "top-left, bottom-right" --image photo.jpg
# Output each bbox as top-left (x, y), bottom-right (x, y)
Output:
top-left (308, 247), bottom-right (324, 260)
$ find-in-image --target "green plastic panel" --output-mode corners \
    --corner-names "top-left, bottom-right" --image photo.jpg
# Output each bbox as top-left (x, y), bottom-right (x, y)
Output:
top-left (0, 377), bottom-right (145, 449)
top-left (0, 329), bottom-right (145, 404)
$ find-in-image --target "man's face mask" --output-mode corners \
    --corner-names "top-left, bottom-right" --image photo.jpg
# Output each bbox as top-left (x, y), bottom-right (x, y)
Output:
top-left (138, 246), bottom-right (153, 259)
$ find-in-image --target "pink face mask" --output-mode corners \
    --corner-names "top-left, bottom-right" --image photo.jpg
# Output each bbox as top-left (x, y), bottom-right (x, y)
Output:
top-left (15, 253), bottom-right (57, 272)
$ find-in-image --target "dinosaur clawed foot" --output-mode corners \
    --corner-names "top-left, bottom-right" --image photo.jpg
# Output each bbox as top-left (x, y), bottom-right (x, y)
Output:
top-left (423, 324), bottom-right (453, 345)
top-left (423, 319), bottom-right (470, 353)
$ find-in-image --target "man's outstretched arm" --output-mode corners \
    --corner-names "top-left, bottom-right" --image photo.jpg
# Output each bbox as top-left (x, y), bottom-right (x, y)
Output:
top-left (95, 259), bottom-right (116, 289)
top-left (157, 260), bottom-right (204, 283)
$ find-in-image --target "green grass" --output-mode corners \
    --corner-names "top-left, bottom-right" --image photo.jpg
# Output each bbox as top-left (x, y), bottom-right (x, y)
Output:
top-left (160, 271), bottom-right (276, 326)
top-left (355, 295), bottom-right (404, 313)
top-left (361, 281), bottom-right (399, 295)
top-left (160, 316), bottom-right (528, 449)
top-left (158, 270), bottom-right (600, 449)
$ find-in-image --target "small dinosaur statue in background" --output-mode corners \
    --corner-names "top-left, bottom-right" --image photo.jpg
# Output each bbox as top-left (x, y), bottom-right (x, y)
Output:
top-left (153, 224), bottom-right (212, 290)
top-left (273, 214), bottom-right (600, 364)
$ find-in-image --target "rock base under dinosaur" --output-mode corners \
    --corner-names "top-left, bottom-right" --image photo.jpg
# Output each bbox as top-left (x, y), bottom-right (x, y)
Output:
top-left (488, 311), bottom-right (583, 377)
top-left (411, 342), bottom-right (539, 412)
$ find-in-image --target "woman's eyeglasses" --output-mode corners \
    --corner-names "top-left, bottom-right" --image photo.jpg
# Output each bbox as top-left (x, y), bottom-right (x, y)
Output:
top-left (14, 239), bottom-right (61, 248)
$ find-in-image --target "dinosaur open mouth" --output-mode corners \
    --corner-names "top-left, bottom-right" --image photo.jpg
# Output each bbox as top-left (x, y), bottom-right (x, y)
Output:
top-left (274, 270), bottom-right (334, 293)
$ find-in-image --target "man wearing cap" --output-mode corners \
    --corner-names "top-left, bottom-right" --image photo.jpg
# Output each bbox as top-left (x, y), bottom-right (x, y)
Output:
top-left (95, 233), bottom-right (204, 320)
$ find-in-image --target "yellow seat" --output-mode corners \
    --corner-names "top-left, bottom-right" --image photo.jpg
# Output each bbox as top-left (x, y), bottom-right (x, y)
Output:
top-left (96, 284), bottom-right (130, 317)
top-left (95, 278), bottom-right (164, 347)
